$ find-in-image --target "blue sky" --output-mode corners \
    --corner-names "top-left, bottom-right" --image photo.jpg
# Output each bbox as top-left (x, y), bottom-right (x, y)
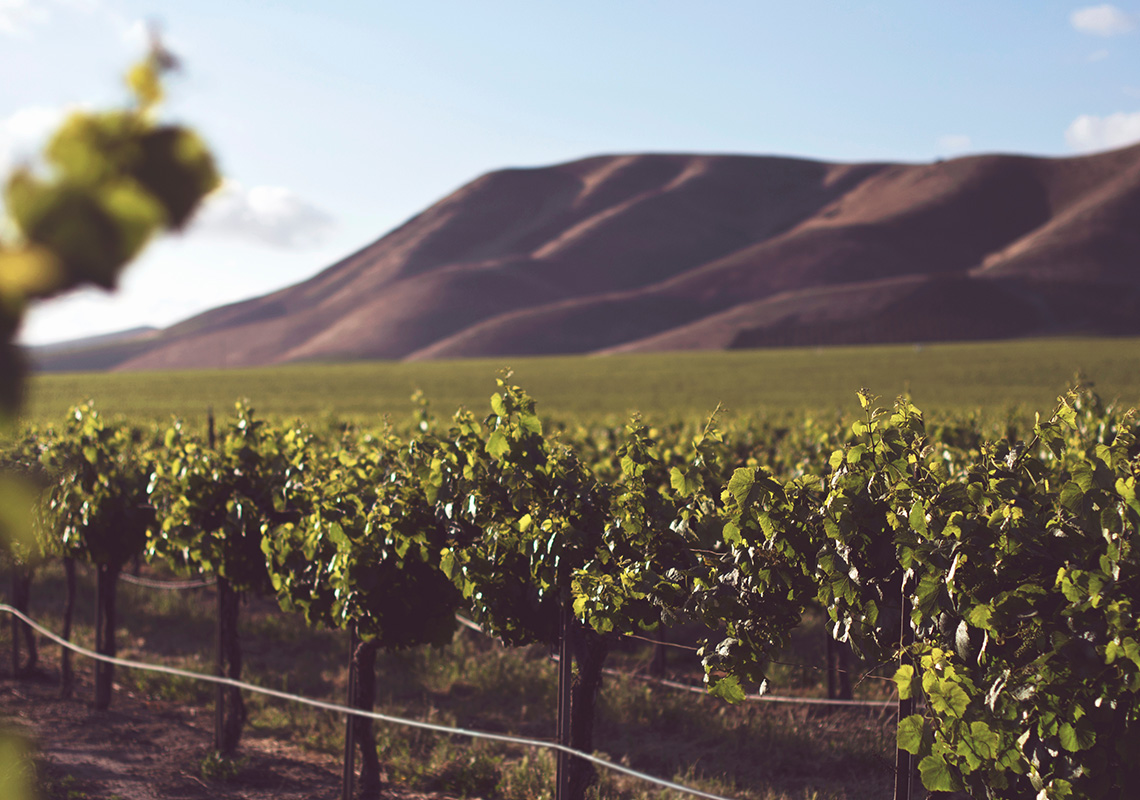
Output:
top-left (4, 0), bottom-right (1139, 345)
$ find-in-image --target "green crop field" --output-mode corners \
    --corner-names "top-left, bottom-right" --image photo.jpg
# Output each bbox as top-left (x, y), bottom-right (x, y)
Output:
top-left (21, 336), bottom-right (1140, 427)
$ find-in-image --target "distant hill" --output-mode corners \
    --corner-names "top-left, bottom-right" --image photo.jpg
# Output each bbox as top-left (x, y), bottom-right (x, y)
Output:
top-left (29, 144), bottom-right (1140, 372)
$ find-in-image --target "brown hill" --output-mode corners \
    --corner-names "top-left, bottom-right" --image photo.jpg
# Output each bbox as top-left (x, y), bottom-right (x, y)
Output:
top-left (30, 145), bottom-right (1140, 371)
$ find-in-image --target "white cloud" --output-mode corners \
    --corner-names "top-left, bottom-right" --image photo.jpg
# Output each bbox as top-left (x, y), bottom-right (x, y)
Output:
top-left (936, 134), bottom-right (972, 155)
top-left (0, 0), bottom-right (49, 36)
top-left (121, 17), bottom-right (148, 48)
top-left (1088, 48), bottom-right (1111, 61)
top-left (192, 180), bottom-right (335, 248)
top-left (0, 105), bottom-right (66, 174)
top-left (0, 1), bottom-right (147, 50)
top-left (1071, 5), bottom-right (1135, 36)
top-left (1065, 111), bottom-right (1140, 151)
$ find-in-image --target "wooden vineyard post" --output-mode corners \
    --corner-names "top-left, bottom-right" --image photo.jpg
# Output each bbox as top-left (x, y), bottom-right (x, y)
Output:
top-left (894, 572), bottom-right (915, 800)
top-left (556, 578), bottom-right (573, 800)
top-left (214, 575), bottom-right (226, 752)
top-left (342, 625), bottom-right (358, 800)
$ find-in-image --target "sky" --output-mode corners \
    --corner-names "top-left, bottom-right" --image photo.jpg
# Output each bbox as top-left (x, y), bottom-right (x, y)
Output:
top-left (3, 0), bottom-right (1139, 346)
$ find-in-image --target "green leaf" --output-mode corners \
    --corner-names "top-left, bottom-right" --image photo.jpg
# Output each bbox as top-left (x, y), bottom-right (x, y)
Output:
top-left (1046, 778), bottom-right (1074, 799)
top-left (1058, 722), bottom-right (1095, 752)
top-left (1070, 462), bottom-right (1094, 493)
top-left (518, 411), bottom-right (542, 436)
top-left (1117, 477), bottom-right (1140, 519)
top-left (926, 678), bottom-right (970, 718)
top-left (966, 604), bottom-right (994, 632)
top-left (917, 753), bottom-right (955, 792)
top-left (909, 500), bottom-right (927, 537)
top-left (327, 521), bottom-right (348, 548)
top-left (708, 675), bottom-right (746, 704)
top-left (440, 549), bottom-right (457, 580)
top-left (490, 393), bottom-right (506, 417)
top-left (671, 466), bottom-right (701, 498)
top-left (967, 720), bottom-right (1000, 760)
top-left (1059, 481), bottom-right (1084, 511)
top-left (894, 664), bottom-right (918, 700)
top-left (486, 430), bottom-right (510, 459)
top-left (897, 714), bottom-right (926, 754)
top-left (726, 467), bottom-right (755, 509)
top-left (722, 520), bottom-right (743, 546)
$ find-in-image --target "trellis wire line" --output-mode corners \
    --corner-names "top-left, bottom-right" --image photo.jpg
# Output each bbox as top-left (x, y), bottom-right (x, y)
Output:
top-left (455, 614), bottom-right (896, 709)
top-left (111, 588), bottom-right (889, 688)
top-left (454, 613), bottom-right (484, 633)
top-left (614, 669), bottom-right (896, 709)
top-left (119, 573), bottom-right (217, 590)
top-left (624, 629), bottom-right (898, 688)
top-left (619, 631), bottom-right (894, 684)
top-left (621, 630), bottom-right (699, 651)
top-left (0, 604), bottom-right (739, 800)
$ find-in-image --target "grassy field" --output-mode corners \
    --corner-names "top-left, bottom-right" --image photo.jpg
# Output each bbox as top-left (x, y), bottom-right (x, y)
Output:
top-left (21, 336), bottom-right (1140, 427)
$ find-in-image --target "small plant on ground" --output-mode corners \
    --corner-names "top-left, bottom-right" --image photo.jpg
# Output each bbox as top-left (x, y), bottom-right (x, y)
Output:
top-left (198, 749), bottom-right (247, 782)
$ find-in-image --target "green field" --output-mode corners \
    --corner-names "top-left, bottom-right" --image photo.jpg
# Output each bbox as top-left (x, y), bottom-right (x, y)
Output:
top-left (22, 336), bottom-right (1140, 426)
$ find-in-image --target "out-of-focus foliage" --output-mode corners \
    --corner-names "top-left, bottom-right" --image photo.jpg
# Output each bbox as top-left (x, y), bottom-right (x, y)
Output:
top-left (0, 43), bottom-right (219, 420)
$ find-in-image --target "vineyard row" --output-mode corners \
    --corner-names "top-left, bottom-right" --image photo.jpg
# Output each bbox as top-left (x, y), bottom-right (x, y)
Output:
top-left (2, 379), bottom-right (1139, 799)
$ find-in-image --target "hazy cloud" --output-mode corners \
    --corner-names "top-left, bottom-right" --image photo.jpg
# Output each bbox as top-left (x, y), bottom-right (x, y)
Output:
top-left (1087, 48), bottom-right (1111, 61)
top-left (936, 134), bottom-right (972, 155)
top-left (0, 105), bottom-right (66, 174)
top-left (1071, 5), bottom-right (1135, 36)
top-left (193, 180), bottom-right (335, 248)
top-left (1065, 111), bottom-right (1140, 151)
top-left (0, 0), bottom-right (149, 50)
top-left (0, 0), bottom-right (49, 36)
top-left (121, 17), bottom-right (148, 48)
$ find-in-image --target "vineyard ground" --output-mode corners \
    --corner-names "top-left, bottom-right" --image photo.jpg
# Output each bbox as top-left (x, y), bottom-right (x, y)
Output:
top-left (23, 336), bottom-right (1140, 426)
top-left (1, 673), bottom-right (351, 800)
top-left (3, 563), bottom-right (898, 799)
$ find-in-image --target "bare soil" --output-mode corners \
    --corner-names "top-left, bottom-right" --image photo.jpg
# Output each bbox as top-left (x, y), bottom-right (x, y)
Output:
top-left (1, 668), bottom-right (446, 800)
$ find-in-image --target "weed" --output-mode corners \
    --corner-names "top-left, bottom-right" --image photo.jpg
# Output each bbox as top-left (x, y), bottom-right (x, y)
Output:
top-left (496, 752), bottom-right (554, 800)
top-left (198, 749), bottom-right (247, 782)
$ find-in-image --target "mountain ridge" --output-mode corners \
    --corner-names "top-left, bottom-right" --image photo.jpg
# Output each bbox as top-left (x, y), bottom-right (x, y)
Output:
top-left (28, 144), bottom-right (1140, 372)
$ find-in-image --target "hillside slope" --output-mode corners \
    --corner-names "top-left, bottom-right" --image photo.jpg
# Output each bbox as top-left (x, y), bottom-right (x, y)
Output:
top-left (30, 145), bottom-right (1140, 371)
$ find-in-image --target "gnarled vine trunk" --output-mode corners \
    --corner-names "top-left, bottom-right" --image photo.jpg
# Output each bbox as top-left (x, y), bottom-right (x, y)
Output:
top-left (218, 577), bottom-right (247, 754)
top-left (93, 562), bottom-right (121, 710)
top-left (351, 639), bottom-right (383, 799)
top-left (567, 624), bottom-right (612, 800)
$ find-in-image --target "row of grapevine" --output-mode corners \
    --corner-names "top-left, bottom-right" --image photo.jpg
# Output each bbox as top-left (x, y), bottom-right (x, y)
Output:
top-left (3, 380), bottom-right (1139, 799)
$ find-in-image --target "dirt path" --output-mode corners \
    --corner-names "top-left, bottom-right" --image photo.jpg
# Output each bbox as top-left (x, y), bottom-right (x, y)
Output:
top-left (1, 672), bottom-right (446, 800)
